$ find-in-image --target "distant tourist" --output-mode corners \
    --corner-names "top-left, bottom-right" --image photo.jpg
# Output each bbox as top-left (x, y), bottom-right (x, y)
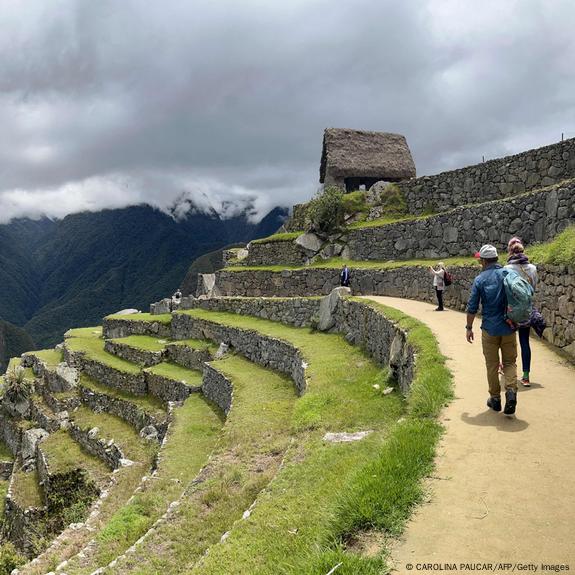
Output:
top-left (505, 237), bottom-right (538, 387)
top-left (340, 265), bottom-right (350, 287)
top-left (429, 262), bottom-right (446, 311)
top-left (466, 245), bottom-right (518, 415)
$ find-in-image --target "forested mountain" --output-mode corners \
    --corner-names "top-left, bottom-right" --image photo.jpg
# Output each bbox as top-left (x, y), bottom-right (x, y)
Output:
top-left (0, 204), bottom-right (285, 363)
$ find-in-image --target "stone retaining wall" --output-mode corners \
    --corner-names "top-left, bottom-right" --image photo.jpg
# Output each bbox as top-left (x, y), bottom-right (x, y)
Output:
top-left (102, 318), bottom-right (171, 340)
top-left (182, 297), bottom-right (322, 328)
top-left (202, 364), bottom-right (233, 415)
top-left (210, 263), bottom-right (575, 361)
top-left (78, 384), bottom-right (168, 440)
top-left (40, 386), bottom-right (81, 413)
top-left (104, 340), bottom-right (166, 367)
top-left (243, 181), bottom-right (575, 265)
top-left (68, 423), bottom-right (124, 470)
top-left (64, 347), bottom-right (147, 396)
top-left (29, 400), bottom-right (60, 433)
top-left (171, 314), bottom-right (307, 395)
top-left (347, 182), bottom-right (575, 261)
top-left (144, 370), bottom-right (201, 403)
top-left (400, 138), bottom-right (575, 215)
top-left (245, 240), bottom-right (307, 267)
top-left (0, 414), bottom-right (23, 455)
top-left (165, 343), bottom-right (213, 370)
top-left (332, 298), bottom-right (415, 394)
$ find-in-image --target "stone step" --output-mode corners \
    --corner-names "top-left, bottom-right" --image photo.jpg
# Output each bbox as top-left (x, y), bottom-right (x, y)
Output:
top-left (40, 385), bottom-right (81, 414)
top-left (68, 405), bottom-right (156, 469)
top-left (77, 373), bottom-right (168, 440)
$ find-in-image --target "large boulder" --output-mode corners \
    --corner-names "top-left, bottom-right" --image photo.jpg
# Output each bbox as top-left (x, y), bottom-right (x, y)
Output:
top-left (198, 274), bottom-right (221, 299)
top-left (56, 363), bottom-right (79, 388)
top-left (150, 298), bottom-right (172, 315)
top-left (317, 287), bottom-right (351, 331)
top-left (295, 232), bottom-right (323, 255)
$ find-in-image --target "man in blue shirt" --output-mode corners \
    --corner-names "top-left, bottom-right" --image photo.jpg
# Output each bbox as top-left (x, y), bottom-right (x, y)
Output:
top-left (466, 244), bottom-right (518, 415)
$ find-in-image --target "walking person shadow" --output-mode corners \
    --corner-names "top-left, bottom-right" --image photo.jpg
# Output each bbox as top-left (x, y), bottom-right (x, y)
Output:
top-left (461, 410), bottom-right (529, 432)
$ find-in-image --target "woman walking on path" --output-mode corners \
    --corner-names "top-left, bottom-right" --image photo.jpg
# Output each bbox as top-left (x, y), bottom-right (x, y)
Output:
top-left (429, 262), bottom-right (446, 311)
top-left (505, 237), bottom-right (538, 387)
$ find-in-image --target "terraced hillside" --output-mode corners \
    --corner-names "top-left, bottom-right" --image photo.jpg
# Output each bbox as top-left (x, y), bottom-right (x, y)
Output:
top-left (0, 293), bottom-right (451, 575)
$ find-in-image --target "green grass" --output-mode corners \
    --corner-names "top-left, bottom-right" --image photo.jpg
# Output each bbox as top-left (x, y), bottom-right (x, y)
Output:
top-left (11, 468), bottom-right (43, 509)
top-left (528, 224), bottom-right (575, 266)
top-left (61, 394), bottom-right (223, 574)
top-left (170, 337), bottom-right (217, 353)
top-left (40, 430), bottom-right (110, 486)
top-left (66, 327), bottom-right (103, 339)
top-left (70, 406), bottom-right (158, 464)
top-left (111, 354), bottom-right (300, 575)
top-left (145, 362), bottom-right (203, 386)
top-left (105, 313), bottom-right (172, 325)
top-left (65, 332), bottom-right (141, 375)
top-left (251, 231), bottom-right (303, 244)
top-left (30, 349), bottom-right (63, 367)
top-left (347, 213), bottom-right (417, 229)
top-left (79, 374), bottom-right (166, 420)
top-left (109, 335), bottom-right (169, 352)
top-left (227, 255), bottom-right (480, 273)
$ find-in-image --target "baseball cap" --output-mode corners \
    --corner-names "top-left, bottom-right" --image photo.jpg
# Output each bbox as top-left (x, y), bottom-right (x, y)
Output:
top-left (475, 244), bottom-right (498, 259)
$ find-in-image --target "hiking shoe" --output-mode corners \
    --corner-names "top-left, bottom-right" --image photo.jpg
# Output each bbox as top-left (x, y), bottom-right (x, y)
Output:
top-left (504, 389), bottom-right (517, 415)
top-left (487, 396), bottom-right (502, 412)
top-left (521, 377), bottom-right (531, 387)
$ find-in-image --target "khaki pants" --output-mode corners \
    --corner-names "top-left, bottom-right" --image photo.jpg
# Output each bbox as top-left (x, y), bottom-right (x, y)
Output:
top-left (481, 330), bottom-right (517, 396)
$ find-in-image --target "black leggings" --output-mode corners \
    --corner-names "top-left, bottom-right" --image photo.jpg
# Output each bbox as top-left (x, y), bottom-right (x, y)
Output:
top-left (518, 326), bottom-right (531, 372)
top-left (435, 288), bottom-right (444, 310)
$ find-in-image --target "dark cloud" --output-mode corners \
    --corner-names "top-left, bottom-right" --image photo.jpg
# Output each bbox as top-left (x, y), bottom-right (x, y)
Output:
top-left (0, 0), bottom-right (573, 222)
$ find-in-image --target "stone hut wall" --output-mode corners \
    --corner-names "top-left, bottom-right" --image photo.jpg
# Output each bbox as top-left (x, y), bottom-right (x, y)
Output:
top-left (202, 364), bottom-right (233, 415)
top-left (399, 138), bottom-right (575, 215)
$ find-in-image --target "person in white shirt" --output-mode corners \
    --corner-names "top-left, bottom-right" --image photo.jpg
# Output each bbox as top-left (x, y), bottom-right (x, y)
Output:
top-left (504, 237), bottom-right (537, 386)
top-left (429, 262), bottom-right (446, 311)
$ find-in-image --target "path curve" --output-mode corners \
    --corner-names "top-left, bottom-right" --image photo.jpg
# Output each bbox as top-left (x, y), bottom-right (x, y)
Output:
top-left (362, 296), bottom-right (575, 570)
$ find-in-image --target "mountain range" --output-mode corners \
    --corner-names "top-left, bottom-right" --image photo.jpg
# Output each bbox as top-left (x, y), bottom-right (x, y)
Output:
top-left (0, 204), bottom-right (285, 371)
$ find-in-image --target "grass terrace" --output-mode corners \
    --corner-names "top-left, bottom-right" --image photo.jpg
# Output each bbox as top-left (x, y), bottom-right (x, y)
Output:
top-left (105, 313), bottom-right (172, 324)
top-left (70, 406), bottom-right (157, 464)
top-left (250, 231), bottom-right (303, 244)
top-left (109, 335), bottom-right (169, 352)
top-left (169, 337), bottom-right (217, 353)
top-left (65, 329), bottom-right (141, 374)
top-left (29, 349), bottom-right (63, 368)
top-left (529, 224), bottom-right (575, 266)
top-left (40, 430), bottom-right (110, 487)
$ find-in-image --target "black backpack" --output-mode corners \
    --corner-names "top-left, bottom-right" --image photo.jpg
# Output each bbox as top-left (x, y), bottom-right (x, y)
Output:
top-left (443, 270), bottom-right (453, 287)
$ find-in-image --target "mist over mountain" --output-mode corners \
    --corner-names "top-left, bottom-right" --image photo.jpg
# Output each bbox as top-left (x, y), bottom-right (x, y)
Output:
top-left (0, 203), bottom-right (286, 361)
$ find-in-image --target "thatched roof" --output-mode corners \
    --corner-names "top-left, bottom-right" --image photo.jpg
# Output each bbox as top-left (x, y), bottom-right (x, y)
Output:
top-left (320, 128), bottom-right (416, 182)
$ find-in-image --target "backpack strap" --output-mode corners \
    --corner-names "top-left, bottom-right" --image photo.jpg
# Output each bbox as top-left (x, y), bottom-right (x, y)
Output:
top-left (517, 265), bottom-right (533, 287)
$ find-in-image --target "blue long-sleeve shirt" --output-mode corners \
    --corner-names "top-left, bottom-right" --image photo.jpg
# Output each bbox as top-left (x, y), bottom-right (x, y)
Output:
top-left (466, 264), bottom-right (514, 336)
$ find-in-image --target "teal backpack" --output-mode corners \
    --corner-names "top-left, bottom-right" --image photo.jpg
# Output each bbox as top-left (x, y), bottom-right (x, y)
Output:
top-left (502, 269), bottom-right (534, 324)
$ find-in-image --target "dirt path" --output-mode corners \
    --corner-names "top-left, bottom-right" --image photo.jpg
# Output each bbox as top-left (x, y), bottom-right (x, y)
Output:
top-left (362, 296), bottom-right (575, 572)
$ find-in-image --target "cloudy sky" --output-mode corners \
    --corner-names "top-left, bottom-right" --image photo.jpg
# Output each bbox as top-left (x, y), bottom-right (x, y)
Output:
top-left (0, 0), bottom-right (574, 223)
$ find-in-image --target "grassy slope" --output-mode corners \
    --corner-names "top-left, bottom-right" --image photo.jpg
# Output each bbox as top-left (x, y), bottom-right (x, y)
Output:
top-left (109, 335), bottom-right (169, 352)
top-left (145, 362), bottom-right (203, 386)
top-left (178, 304), bottom-right (451, 574)
top-left (60, 394), bottom-right (223, 575)
top-left (113, 355), bottom-right (298, 575)
top-left (105, 313), bottom-right (172, 324)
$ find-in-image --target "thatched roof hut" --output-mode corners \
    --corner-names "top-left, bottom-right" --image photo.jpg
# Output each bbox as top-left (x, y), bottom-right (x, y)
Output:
top-left (320, 128), bottom-right (416, 191)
